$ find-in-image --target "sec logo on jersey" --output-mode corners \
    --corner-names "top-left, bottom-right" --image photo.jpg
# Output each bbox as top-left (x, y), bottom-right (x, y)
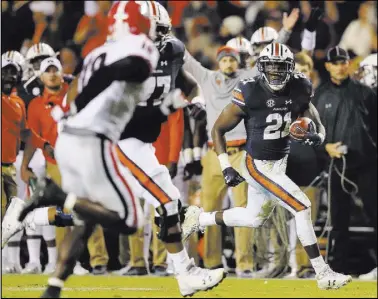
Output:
top-left (266, 99), bottom-right (275, 108)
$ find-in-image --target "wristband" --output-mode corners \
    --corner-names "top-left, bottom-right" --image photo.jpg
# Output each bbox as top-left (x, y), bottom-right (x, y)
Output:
top-left (183, 148), bottom-right (194, 164)
top-left (218, 153), bottom-right (231, 171)
top-left (193, 147), bottom-right (202, 161)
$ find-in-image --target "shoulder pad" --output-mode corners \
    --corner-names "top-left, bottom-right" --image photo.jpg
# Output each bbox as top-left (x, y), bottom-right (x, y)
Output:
top-left (232, 77), bottom-right (258, 108)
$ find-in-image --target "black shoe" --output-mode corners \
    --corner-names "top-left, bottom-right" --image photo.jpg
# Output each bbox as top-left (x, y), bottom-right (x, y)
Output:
top-left (152, 265), bottom-right (169, 276)
top-left (19, 177), bottom-right (66, 222)
top-left (92, 265), bottom-right (107, 275)
top-left (123, 266), bottom-right (148, 276)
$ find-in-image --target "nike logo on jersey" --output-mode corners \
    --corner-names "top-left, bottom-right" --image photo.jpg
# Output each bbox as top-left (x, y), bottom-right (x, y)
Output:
top-left (285, 100), bottom-right (292, 105)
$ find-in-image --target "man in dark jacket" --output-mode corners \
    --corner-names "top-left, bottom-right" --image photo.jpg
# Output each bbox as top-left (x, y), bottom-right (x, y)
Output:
top-left (313, 46), bottom-right (377, 274)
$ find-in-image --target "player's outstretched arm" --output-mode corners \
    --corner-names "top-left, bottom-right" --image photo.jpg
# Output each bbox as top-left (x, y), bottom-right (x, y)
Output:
top-left (212, 103), bottom-right (246, 156)
top-left (302, 102), bottom-right (326, 146)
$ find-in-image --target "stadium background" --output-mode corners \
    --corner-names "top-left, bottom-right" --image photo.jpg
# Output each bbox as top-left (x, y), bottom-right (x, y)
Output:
top-left (1, 0), bottom-right (377, 281)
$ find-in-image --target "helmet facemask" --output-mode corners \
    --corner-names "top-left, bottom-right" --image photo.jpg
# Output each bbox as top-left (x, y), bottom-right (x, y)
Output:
top-left (258, 58), bottom-right (294, 91)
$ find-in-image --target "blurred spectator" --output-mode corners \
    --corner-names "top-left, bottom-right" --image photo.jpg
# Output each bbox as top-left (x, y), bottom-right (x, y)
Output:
top-left (218, 15), bottom-right (245, 44)
top-left (59, 41), bottom-right (82, 76)
top-left (251, 1), bottom-right (289, 34)
top-left (2, 1), bottom-right (35, 54)
top-left (73, 0), bottom-right (112, 59)
top-left (182, 1), bottom-right (222, 68)
top-left (338, 1), bottom-right (378, 57)
top-left (182, 1), bottom-right (221, 42)
top-left (313, 46), bottom-right (377, 274)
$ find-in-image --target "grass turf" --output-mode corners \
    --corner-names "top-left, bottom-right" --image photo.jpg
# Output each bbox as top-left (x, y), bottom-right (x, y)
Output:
top-left (1, 274), bottom-right (376, 298)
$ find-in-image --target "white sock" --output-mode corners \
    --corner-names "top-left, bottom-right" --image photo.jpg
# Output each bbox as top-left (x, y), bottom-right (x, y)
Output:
top-left (198, 212), bottom-right (216, 227)
top-left (310, 256), bottom-right (327, 275)
top-left (168, 249), bottom-right (191, 274)
top-left (42, 226), bottom-right (57, 265)
top-left (27, 237), bottom-right (41, 265)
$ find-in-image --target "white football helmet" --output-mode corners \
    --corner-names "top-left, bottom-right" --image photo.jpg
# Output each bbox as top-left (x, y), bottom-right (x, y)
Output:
top-left (2, 51), bottom-right (25, 81)
top-left (149, 1), bottom-right (171, 38)
top-left (107, 1), bottom-right (156, 42)
top-left (2, 51), bottom-right (25, 68)
top-left (227, 36), bottom-right (253, 69)
top-left (354, 53), bottom-right (377, 88)
top-left (25, 43), bottom-right (55, 62)
top-left (250, 27), bottom-right (278, 59)
top-left (257, 43), bottom-right (295, 91)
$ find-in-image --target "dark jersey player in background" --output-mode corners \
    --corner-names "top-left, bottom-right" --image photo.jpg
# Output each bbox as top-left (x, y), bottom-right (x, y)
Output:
top-left (116, 1), bottom-right (225, 297)
top-left (182, 42), bottom-right (352, 291)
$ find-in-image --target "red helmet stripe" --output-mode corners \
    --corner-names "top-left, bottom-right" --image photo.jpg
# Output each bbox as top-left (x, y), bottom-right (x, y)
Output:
top-left (151, 1), bottom-right (157, 17)
top-left (274, 43), bottom-right (279, 56)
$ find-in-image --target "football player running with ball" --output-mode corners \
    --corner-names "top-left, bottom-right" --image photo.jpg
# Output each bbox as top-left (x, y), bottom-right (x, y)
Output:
top-left (183, 43), bottom-right (352, 290)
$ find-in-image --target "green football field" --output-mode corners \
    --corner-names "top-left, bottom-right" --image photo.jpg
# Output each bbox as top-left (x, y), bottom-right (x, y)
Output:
top-left (1, 274), bottom-right (376, 298)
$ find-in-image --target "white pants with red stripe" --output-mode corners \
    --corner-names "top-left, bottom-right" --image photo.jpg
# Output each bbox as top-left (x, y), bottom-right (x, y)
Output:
top-left (55, 133), bottom-right (143, 229)
top-left (232, 152), bottom-right (312, 227)
top-left (117, 138), bottom-right (181, 217)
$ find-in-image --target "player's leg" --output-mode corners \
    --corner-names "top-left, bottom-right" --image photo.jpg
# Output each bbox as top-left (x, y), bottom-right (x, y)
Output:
top-left (244, 154), bottom-right (351, 289)
top-left (117, 139), bottom-right (188, 263)
top-left (20, 134), bottom-right (142, 234)
top-left (42, 223), bottom-right (95, 298)
top-left (117, 139), bottom-right (226, 296)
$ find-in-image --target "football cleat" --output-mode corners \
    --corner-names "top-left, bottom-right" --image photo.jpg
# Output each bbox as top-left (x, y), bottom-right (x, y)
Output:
top-left (176, 259), bottom-right (227, 297)
top-left (316, 264), bottom-right (352, 290)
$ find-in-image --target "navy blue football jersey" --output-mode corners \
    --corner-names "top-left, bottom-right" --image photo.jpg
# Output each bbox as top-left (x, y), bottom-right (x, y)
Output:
top-left (121, 36), bottom-right (185, 143)
top-left (232, 73), bottom-right (313, 160)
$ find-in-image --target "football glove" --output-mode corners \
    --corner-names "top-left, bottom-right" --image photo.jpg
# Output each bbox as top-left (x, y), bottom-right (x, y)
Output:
top-left (222, 167), bottom-right (245, 187)
top-left (301, 132), bottom-right (323, 147)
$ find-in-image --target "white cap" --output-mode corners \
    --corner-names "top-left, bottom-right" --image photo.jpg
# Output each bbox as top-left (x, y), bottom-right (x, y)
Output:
top-left (1, 57), bottom-right (21, 72)
top-left (40, 57), bottom-right (62, 73)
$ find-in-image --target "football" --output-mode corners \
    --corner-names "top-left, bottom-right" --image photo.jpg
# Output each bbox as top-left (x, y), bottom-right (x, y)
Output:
top-left (289, 117), bottom-right (316, 141)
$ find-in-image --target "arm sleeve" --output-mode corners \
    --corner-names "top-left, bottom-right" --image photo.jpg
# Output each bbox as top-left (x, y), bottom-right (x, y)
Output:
top-left (183, 49), bottom-right (210, 86)
top-left (168, 108), bottom-right (184, 163)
